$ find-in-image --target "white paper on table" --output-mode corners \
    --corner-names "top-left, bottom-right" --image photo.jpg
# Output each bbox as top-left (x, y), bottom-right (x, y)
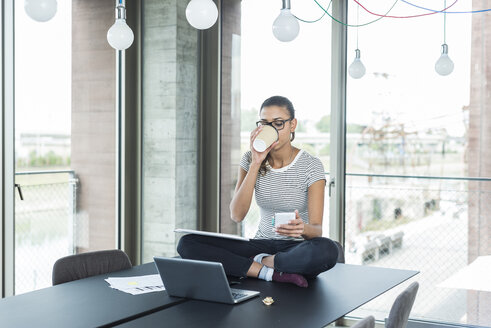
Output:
top-left (438, 256), bottom-right (491, 292)
top-left (105, 274), bottom-right (165, 295)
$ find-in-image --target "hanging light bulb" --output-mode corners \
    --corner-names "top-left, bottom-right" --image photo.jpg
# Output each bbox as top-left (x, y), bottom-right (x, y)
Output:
top-left (435, 44), bottom-right (454, 76)
top-left (348, 49), bottom-right (366, 79)
top-left (186, 0), bottom-right (218, 30)
top-left (272, 0), bottom-right (300, 42)
top-left (348, 4), bottom-right (365, 79)
top-left (107, 0), bottom-right (134, 50)
top-left (435, 0), bottom-right (454, 76)
top-left (24, 0), bottom-right (57, 22)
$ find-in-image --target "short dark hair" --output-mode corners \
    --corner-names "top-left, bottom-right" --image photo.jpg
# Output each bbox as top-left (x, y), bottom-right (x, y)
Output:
top-left (260, 96), bottom-right (295, 119)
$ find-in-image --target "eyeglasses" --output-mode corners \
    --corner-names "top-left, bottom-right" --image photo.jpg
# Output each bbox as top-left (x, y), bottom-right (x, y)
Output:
top-left (255, 118), bottom-right (293, 131)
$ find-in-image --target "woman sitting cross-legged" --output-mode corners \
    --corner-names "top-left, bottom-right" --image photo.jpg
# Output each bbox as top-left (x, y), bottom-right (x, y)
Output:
top-left (178, 95), bottom-right (339, 287)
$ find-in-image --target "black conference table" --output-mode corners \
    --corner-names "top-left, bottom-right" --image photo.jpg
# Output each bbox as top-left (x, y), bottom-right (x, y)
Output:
top-left (0, 263), bottom-right (417, 328)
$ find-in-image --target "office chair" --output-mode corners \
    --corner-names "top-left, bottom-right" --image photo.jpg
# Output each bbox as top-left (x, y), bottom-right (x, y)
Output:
top-left (385, 281), bottom-right (419, 328)
top-left (52, 249), bottom-right (132, 286)
top-left (351, 316), bottom-right (375, 328)
top-left (333, 240), bottom-right (345, 263)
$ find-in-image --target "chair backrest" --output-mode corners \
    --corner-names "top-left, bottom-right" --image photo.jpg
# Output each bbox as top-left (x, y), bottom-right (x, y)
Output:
top-left (352, 316), bottom-right (375, 328)
top-left (333, 240), bottom-right (345, 263)
top-left (52, 249), bottom-right (132, 286)
top-left (386, 281), bottom-right (419, 328)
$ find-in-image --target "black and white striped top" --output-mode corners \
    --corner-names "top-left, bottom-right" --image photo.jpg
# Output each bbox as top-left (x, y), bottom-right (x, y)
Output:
top-left (240, 149), bottom-right (326, 240)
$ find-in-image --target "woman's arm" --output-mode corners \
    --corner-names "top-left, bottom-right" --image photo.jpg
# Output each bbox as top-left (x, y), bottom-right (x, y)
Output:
top-left (302, 179), bottom-right (325, 239)
top-left (230, 127), bottom-right (278, 223)
top-left (229, 165), bottom-right (260, 223)
top-left (275, 179), bottom-right (325, 239)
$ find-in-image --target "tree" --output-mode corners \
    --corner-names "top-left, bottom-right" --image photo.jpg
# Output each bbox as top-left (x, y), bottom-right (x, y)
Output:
top-left (296, 120), bottom-right (307, 133)
top-left (316, 115), bottom-right (330, 132)
top-left (241, 108), bottom-right (259, 132)
top-left (347, 123), bottom-right (366, 133)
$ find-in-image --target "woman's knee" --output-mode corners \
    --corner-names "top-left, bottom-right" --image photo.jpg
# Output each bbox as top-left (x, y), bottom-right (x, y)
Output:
top-left (177, 234), bottom-right (199, 257)
top-left (310, 237), bottom-right (339, 270)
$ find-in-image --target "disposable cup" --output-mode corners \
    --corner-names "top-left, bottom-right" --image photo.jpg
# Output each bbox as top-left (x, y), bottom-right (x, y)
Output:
top-left (253, 125), bottom-right (279, 152)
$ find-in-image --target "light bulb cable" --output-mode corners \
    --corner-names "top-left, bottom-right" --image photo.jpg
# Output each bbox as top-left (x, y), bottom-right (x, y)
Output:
top-left (352, 0), bottom-right (458, 19)
top-left (356, 3), bottom-right (360, 49)
top-left (314, 0), bottom-right (399, 27)
top-left (443, 0), bottom-right (447, 44)
top-left (294, 0), bottom-right (331, 24)
top-left (400, 0), bottom-right (491, 14)
top-left (116, 0), bottom-right (126, 20)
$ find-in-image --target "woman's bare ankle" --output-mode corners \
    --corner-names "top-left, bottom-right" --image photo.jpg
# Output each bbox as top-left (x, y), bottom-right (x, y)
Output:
top-left (262, 255), bottom-right (275, 268)
top-left (247, 261), bottom-right (263, 277)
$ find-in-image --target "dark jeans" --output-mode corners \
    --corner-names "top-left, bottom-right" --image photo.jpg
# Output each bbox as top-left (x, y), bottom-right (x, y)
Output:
top-left (177, 234), bottom-right (339, 279)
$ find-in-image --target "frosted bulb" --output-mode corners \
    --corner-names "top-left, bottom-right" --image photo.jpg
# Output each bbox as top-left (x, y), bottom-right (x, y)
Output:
top-left (24, 0), bottom-right (57, 22)
top-left (186, 0), bottom-right (218, 30)
top-left (107, 19), bottom-right (134, 50)
top-left (435, 44), bottom-right (454, 76)
top-left (272, 9), bottom-right (300, 42)
top-left (348, 49), bottom-right (366, 79)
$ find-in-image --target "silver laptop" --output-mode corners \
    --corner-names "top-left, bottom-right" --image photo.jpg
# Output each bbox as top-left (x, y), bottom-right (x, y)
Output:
top-left (154, 257), bottom-right (260, 304)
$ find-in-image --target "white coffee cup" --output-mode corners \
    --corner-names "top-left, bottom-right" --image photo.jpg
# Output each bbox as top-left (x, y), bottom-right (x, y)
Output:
top-left (253, 125), bottom-right (279, 152)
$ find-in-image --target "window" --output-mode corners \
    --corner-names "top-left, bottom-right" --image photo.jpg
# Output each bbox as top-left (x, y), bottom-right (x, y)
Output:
top-left (12, 0), bottom-right (118, 294)
top-left (222, 0), bottom-right (332, 237)
top-left (345, 2), bottom-right (490, 326)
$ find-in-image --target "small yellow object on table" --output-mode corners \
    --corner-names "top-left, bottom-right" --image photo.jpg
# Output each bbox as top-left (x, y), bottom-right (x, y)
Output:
top-left (262, 296), bottom-right (274, 306)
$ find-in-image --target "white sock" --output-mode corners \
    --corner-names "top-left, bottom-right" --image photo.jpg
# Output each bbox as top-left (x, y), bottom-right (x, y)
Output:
top-left (253, 253), bottom-right (271, 265)
top-left (257, 266), bottom-right (274, 282)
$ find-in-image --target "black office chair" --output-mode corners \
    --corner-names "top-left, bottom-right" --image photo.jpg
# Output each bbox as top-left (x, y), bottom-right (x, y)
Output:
top-left (52, 249), bottom-right (132, 286)
top-left (333, 240), bottom-right (345, 263)
top-left (352, 316), bottom-right (375, 328)
top-left (385, 281), bottom-right (419, 328)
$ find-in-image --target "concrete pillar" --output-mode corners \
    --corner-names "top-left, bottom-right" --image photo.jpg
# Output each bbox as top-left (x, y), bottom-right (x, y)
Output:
top-left (142, 0), bottom-right (199, 262)
top-left (71, 0), bottom-right (116, 252)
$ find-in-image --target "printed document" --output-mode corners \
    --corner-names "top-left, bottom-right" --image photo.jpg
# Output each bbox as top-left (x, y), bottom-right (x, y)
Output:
top-left (105, 274), bottom-right (165, 295)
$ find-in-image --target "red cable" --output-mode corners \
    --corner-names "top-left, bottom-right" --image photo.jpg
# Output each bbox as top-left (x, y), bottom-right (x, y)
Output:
top-left (353, 0), bottom-right (459, 18)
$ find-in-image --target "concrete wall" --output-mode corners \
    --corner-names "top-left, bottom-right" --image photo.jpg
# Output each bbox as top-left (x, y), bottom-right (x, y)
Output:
top-left (467, 1), bottom-right (491, 325)
top-left (71, 0), bottom-right (116, 252)
top-left (142, 0), bottom-right (198, 262)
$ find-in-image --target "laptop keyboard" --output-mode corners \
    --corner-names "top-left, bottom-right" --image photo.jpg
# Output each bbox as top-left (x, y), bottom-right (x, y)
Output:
top-left (231, 291), bottom-right (248, 299)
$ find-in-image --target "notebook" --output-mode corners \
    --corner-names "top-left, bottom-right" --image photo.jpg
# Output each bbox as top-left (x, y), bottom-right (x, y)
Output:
top-left (153, 257), bottom-right (260, 304)
top-left (174, 228), bottom-right (249, 241)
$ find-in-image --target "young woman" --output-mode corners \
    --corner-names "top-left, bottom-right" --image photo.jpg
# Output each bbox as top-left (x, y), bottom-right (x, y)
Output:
top-left (178, 96), bottom-right (339, 287)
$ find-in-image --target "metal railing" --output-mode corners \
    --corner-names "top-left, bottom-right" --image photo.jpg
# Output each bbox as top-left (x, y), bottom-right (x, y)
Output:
top-left (14, 170), bottom-right (78, 294)
top-left (241, 172), bottom-right (491, 327)
top-left (345, 173), bottom-right (490, 327)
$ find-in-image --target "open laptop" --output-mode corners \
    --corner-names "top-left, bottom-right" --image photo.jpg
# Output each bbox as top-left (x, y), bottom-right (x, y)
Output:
top-left (154, 257), bottom-right (260, 304)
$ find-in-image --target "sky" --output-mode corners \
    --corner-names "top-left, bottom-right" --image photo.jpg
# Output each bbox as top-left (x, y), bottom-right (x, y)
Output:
top-left (13, 0), bottom-right (474, 137)
top-left (15, 0), bottom-right (71, 135)
top-left (241, 0), bottom-right (473, 136)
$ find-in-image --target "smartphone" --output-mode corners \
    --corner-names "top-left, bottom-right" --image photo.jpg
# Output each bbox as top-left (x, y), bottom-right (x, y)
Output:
top-left (274, 212), bottom-right (296, 228)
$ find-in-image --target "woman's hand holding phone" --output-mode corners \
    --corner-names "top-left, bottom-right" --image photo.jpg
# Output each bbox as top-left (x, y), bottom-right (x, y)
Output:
top-left (274, 210), bottom-right (305, 238)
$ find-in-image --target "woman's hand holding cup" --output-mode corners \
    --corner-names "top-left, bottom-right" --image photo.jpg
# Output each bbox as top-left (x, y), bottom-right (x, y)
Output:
top-left (250, 126), bottom-right (278, 165)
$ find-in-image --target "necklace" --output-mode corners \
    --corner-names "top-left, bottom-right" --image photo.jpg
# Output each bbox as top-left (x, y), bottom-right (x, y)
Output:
top-left (270, 146), bottom-right (295, 169)
top-left (287, 146), bottom-right (295, 166)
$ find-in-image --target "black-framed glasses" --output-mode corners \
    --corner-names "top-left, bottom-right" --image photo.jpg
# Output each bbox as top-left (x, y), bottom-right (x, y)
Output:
top-left (255, 118), bottom-right (293, 131)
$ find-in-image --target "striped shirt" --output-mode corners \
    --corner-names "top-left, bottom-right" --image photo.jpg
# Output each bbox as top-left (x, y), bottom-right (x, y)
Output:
top-left (240, 149), bottom-right (326, 240)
